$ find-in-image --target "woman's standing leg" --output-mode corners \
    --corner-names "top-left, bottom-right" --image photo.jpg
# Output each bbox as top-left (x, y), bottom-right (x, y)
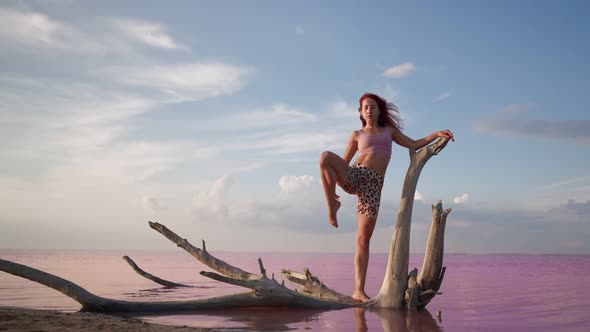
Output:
top-left (319, 151), bottom-right (348, 228)
top-left (353, 214), bottom-right (377, 301)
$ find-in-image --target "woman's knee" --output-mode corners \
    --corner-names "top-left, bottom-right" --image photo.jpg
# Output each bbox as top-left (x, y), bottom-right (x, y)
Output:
top-left (356, 234), bottom-right (371, 250)
top-left (319, 151), bottom-right (334, 168)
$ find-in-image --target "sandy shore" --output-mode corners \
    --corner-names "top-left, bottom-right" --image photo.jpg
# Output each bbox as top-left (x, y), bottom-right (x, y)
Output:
top-left (0, 307), bottom-right (238, 332)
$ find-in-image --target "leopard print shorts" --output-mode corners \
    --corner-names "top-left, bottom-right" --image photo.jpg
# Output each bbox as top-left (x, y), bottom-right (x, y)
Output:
top-left (340, 163), bottom-right (385, 219)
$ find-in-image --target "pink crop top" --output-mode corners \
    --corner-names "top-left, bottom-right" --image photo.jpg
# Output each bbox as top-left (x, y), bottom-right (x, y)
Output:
top-left (357, 127), bottom-right (392, 158)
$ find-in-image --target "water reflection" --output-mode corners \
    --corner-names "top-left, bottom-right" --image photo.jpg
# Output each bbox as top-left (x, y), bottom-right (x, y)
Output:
top-left (136, 308), bottom-right (324, 331)
top-left (135, 307), bottom-right (442, 331)
top-left (358, 308), bottom-right (442, 332)
top-left (209, 308), bottom-right (323, 331)
top-left (123, 285), bottom-right (213, 298)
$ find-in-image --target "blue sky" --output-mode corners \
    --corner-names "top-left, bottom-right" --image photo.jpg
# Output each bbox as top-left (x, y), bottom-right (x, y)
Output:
top-left (1, 0), bottom-right (588, 254)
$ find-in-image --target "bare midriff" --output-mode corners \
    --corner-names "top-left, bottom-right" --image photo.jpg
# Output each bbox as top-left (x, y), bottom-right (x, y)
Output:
top-left (355, 153), bottom-right (390, 176)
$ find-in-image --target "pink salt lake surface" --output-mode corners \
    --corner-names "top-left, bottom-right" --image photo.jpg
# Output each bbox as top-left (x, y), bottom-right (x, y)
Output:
top-left (1, 249), bottom-right (589, 331)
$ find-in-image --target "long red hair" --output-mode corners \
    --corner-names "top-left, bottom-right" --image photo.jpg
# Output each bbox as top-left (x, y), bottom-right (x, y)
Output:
top-left (358, 93), bottom-right (403, 131)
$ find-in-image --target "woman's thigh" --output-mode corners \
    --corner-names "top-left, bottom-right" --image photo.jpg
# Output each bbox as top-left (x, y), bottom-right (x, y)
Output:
top-left (322, 151), bottom-right (350, 184)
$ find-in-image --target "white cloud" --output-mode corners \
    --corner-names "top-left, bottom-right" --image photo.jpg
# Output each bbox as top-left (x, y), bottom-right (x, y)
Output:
top-left (0, 78), bottom-right (160, 156)
top-left (0, 8), bottom-right (61, 45)
top-left (415, 191), bottom-right (425, 202)
top-left (433, 89), bottom-right (453, 102)
top-left (0, 7), bottom-right (91, 50)
top-left (379, 84), bottom-right (400, 102)
top-left (182, 100), bottom-right (353, 157)
top-left (541, 176), bottom-right (590, 190)
top-left (0, 141), bottom-right (209, 225)
top-left (182, 171), bottom-right (360, 233)
top-left (185, 104), bottom-right (321, 136)
top-left (475, 104), bottom-right (590, 145)
top-left (383, 62), bottom-right (416, 78)
top-left (98, 62), bottom-right (253, 102)
top-left (231, 104), bottom-right (318, 128)
top-left (328, 100), bottom-right (357, 118)
top-left (547, 199), bottom-right (590, 223)
top-left (279, 175), bottom-right (315, 194)
top-left (112, 18), bottom-right (189, 51)
top-left (453, 193), bottom-right (470, 204)
top-left (83, 141), bottom-right (210, 181)
top-left (191, 175), bottom-right (234, 220)
top-left (526, 176), bottom-right (590, 208)
top-left (254, 132), bottom-right (343, 155)
top-left (219, 176), bottom-right (359, 232)
top-left (0, 77), bottom-right (219, 188)
top-left (0, 8), bottom-right (193, 55)
top-left (186, 122), bottom-right (348, 161)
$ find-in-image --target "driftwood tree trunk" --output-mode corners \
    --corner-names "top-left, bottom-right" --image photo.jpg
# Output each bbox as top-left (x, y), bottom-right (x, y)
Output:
top-left (370, 138), bottom-right (450, 309)
top-left (0, 137), bottom-right (451, 313)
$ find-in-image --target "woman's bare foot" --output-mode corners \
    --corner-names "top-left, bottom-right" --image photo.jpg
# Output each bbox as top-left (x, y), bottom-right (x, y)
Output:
top-left (329, 199), bottom-right (341, 228)
top-left (352, 291), bottom-right (371, 302)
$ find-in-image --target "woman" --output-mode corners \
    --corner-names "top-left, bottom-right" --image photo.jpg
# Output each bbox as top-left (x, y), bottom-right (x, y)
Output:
top-left (319, 93), bottom-right (454, 302)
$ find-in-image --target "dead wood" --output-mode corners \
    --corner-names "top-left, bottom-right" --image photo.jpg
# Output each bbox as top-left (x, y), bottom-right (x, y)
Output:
top-left (417, 201), bottom-right (450, 307)
top-left (0, 257), bottom-right (351, 312)
top-left (370, 137), bottom-right (450, 309)
top-left (122, 255), bottom-right (188, 288)
top-left (148, 221), bottom-right (258, 281)
top-left (0, 222), bottom-right (357, 312)
top-left (281, 268), bottom-right (356, 304)
top-left (405, 268), bottom-right (419, 310)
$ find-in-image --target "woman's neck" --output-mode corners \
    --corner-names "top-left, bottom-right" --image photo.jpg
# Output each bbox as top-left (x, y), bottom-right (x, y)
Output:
top-left (364, 123), bottom-right (380, 130)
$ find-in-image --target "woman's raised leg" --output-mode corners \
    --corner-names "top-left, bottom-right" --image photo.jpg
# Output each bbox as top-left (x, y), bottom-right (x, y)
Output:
top-left (319, 151), bottom-right (348, 228)
top-left (353, 214), bottom-right (377, 301)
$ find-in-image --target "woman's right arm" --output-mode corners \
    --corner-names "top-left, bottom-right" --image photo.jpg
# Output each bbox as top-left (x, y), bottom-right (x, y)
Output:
top-left (342, 131), bottom-right (359, 164)
top-left (391, 128), bottom-right (454, 150)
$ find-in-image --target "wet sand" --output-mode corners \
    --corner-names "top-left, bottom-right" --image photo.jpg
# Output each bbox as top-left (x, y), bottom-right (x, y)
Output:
top-left (0, 307), bottom-right (238, 332)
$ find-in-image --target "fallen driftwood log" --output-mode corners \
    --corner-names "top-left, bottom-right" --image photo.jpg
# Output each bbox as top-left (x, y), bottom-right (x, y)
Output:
top-left (0, 137), bottom-right (451, 312)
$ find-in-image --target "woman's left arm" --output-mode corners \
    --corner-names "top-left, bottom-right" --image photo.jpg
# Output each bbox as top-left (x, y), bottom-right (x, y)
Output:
top-left (391, 128), bottom-right (454, 150)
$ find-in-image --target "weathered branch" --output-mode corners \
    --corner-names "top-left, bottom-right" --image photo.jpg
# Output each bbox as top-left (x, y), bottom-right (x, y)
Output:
top-left (371, 137), bottom-right (450, 309)
top-left (282, 269), bottom-right (308, 285)
top-left (0, 258), bottom-right (103, 308)
top-left (200, 270), bottom-right (302, 299)
top-left (405, 268), bottom-right (419, 310)
top-left (148, 221), bottom-right (258, 281)
top-left (417, 201), bottom-right (450, 307)
top-left (258, 258), bottom-right (267, 278)
top-left (281, 268), bottom-right (355, 303)
top-left (200, 271), bottom-right (257, 289)
top-left (149, 221), bottom-right (359, 306)
top-left (122, 256), bottom-right (188, 288)
top-left (146, 222), bottom-right (363, 308)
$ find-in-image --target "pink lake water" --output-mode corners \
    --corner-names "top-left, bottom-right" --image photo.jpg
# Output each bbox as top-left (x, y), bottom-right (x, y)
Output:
top-left (1, 249), bottom-right (589, 331)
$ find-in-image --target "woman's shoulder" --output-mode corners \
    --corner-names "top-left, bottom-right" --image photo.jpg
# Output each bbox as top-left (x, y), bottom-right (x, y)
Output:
top-left (384, 125), bottom-right (399, 133)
